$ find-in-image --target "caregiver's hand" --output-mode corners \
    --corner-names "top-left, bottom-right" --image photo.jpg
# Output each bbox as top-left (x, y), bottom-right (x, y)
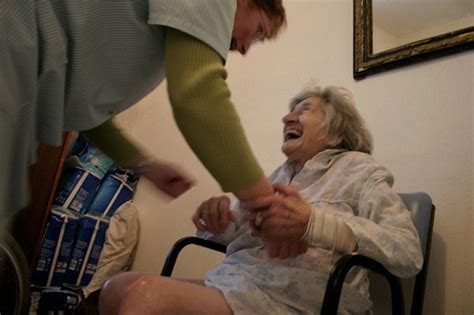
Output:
top-left (241, 182), bottom-right (312, 241)
top-left (192, 196), bottom-right (236, 234)
top-left (125, 156), bottom-right (194, 198)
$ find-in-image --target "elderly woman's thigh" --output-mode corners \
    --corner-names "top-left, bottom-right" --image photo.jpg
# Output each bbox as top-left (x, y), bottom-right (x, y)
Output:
top-left (119, 274), bottom-right (232, 314)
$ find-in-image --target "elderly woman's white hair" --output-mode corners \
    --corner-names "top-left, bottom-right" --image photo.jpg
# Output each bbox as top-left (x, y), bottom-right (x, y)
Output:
top-left (289, 86), bottom-right (373, 154)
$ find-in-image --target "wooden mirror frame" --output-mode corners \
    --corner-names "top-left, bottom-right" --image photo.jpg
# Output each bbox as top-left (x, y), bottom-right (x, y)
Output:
top-left (353, 0), bottom-right (474, 79)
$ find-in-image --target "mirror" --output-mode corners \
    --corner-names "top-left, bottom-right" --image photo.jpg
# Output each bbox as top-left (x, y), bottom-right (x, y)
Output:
top-left (353, 0), bottom-right (474, 79)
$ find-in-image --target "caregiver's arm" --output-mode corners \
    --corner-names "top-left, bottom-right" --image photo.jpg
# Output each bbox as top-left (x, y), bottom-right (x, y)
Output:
top-left (82, 120), bottom-right (194, 198)
top-left (81, 119), bottom-right (140, 165)
top-left (164, 28), bottom-right (273, 201)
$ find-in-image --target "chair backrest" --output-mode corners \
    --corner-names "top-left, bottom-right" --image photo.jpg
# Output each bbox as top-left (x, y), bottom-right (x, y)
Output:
top-left (398, 192), bottom-right (435, 315)
top-left (368, 193), bottom-right (435, 315)
top-left (398, 193), bottom-right (434, 258)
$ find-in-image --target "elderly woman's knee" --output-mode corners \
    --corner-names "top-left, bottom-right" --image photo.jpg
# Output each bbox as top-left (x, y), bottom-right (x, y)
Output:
top-left (99, 272), bottom-right (146, 314)
top-left (118, 275), bottom-right (169, 314)
top-left (99, 274), bottom-right (125, 314)
top-left (123, 275), bottom-right (158, 301)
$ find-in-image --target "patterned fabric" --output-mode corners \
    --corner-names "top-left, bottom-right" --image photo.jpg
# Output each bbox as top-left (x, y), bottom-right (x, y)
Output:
top-left (148, 0), bottom-right (235, 61)
top-left (1, 0), bottom-right (40, 216)
top-left (0, 0), bottom-right (237, 216)
top-left (199, 149), bottom-right (423, 314)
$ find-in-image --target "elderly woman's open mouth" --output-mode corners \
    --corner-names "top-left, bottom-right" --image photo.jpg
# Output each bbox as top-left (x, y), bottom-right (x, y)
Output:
top-left (284, 128), bottom-right (303, 142)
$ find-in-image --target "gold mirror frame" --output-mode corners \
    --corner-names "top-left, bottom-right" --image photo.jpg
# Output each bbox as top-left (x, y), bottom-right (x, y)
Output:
top-left (354, 0), bottom-right (474, 79)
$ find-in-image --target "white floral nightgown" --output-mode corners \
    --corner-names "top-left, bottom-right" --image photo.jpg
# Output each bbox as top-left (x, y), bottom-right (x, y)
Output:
top-left (199, 149), bottom-right (423, 314)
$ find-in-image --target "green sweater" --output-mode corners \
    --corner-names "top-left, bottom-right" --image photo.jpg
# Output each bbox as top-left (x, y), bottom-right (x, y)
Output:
top-left (83, 28), bottom-right (264, 192)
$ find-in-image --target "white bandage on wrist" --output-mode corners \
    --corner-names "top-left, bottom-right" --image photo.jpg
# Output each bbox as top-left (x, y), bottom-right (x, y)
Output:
top-left (302, 208), bottom-right (357, 253)
top-left (302, 208), bottom-right (315, 241)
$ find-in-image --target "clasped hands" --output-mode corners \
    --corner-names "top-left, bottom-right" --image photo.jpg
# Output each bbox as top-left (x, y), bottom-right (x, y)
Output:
top-left (192, 182), bottom-right (312, 259)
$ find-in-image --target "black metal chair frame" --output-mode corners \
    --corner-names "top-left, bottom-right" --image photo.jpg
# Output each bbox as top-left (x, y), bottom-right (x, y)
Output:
top-left (161, 205), bottom-right (435, 315)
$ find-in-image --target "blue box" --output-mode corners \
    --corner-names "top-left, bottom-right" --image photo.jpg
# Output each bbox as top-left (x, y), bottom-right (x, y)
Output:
top-left (79, 221), bottom-right (109, 287)
top-left (87, 170), bottom-right (137, 218)
top-left (31, 211), bottom-right (79, 288)
top-left (52, 166), bottom-right (102, 215)
top-left (62, 214), bottom-right (108, 288)
top-left (69, 135), bottom-right (115, 178)
top-left (51, 135), bottom-right (116, 215)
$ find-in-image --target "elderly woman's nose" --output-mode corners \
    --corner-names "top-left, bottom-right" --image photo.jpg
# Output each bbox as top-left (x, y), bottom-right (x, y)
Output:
top-left (282, 111), bottom-right (297, 123)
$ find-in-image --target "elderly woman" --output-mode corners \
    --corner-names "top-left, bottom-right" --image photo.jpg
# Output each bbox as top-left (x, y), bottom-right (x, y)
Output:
top-left (99, 85), bottom-right (423, 314)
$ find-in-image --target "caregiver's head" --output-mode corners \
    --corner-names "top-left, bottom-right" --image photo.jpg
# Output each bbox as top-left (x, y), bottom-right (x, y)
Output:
top-left (282, 86), bottom-right (373, 168)
top-left (231, 0), bottom-right (286, 55)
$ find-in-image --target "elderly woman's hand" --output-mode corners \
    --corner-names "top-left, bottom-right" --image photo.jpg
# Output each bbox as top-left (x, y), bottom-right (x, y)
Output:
top-left (192, 196), bottom-right (236, 234)
top-left (265, 240), bottom-right (308, 259)
top-left (241, 182), bottom-right (312, 241)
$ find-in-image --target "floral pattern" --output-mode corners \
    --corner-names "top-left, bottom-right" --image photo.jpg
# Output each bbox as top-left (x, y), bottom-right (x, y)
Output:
top-left (199, 149), bottom-right (423, 314)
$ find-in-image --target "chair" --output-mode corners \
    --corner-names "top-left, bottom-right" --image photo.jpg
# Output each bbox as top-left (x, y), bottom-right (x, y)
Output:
top-left (161, 193), bottom-right (435, 315)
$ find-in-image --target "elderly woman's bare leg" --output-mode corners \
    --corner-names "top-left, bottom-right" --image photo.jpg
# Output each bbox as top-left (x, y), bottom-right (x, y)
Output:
top-left (99, 272), bottom-right (232, 315)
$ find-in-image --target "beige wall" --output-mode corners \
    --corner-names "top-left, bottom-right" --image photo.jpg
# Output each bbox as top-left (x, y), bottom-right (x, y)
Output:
top-left (116, 1), bottom-right (474, 314)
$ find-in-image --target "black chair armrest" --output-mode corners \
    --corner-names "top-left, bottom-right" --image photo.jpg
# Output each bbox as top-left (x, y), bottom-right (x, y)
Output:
top-left (160, 236), bottom-right (227, 277)
top-left (321, 254), bottom-right (404, 315)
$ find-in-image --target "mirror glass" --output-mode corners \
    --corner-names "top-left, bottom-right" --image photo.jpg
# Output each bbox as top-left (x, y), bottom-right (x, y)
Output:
top-left (372, 0), bottom-right (474, 53)
top-left (354, 0), bottom-right (474, 79)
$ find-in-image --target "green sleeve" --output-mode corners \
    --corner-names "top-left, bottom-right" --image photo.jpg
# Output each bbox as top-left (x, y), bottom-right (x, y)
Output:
top-left (81, 119), bottom-right (140, 165)
top-left (165, 28), bottom-right (264, 192)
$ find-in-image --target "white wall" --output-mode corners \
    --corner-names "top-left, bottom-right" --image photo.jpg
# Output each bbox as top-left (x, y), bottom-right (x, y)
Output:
top-left (116, 1), bottom-right (474, 314)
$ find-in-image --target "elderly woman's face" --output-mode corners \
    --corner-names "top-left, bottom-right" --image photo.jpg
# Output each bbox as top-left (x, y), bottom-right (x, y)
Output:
top-left (281, 97), bottom-right (328, 168)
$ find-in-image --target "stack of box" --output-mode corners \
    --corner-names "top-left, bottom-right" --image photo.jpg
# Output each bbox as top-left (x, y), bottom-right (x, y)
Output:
top-left (31, 136), bottom-right (138, 290)
top-left (63, 169), bottom-right (137, 289)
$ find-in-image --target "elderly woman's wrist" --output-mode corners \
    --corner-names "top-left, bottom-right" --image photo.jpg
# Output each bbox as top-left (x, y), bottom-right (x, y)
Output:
top-left (301, 208), bottom-right (314, 242)
top-left (234, 176), bottom-right (274, 202)
top-left (303, 209), bottom-right (357, 253)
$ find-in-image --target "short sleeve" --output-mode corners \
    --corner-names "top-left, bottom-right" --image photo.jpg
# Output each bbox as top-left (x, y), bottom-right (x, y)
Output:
top-left (148, 0), bottom-right (236, 61)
